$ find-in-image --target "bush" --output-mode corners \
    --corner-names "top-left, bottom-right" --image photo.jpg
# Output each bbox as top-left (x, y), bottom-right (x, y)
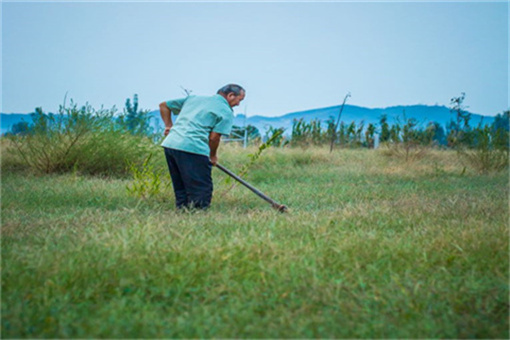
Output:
top-left (5, 101), bottom-right (157, 176)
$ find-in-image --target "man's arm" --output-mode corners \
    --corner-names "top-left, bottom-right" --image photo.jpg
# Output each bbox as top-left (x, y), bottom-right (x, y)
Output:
top-left (209, 132), bottom-right (222, 166)
top-left (159, 102), bottom-right (173, 136)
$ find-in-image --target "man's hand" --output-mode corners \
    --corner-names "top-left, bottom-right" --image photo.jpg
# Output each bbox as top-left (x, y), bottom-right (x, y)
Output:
top-left (210, 155), bottom-right (218, 166)
top-left (164, 127), bottom-right (171, 136)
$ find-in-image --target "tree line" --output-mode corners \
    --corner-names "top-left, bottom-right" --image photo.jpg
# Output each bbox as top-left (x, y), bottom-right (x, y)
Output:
top-left (3, 93), bottom-right (509, 175)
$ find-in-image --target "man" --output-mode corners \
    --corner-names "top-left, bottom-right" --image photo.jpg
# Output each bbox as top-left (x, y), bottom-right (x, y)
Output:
top-left (160, 84), bottom-right (246, 210)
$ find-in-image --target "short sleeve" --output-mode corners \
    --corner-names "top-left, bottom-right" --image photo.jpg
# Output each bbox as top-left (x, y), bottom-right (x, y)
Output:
top-left (212, 112), bottom-right (234, 136)
top-left (165, 97), bottom-right (187, 115)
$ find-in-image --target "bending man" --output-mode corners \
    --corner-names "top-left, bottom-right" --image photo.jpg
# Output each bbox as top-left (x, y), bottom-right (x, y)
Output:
top-left (160, 84), bottom-right (246, 210)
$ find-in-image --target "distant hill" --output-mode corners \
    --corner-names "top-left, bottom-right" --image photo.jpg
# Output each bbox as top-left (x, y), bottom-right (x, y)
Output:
top-left (2, 104), bottom-right (496, 136)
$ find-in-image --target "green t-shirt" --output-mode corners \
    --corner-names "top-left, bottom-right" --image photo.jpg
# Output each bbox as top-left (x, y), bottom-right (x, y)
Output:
top-left (160, 94), bottom-right (234, 156)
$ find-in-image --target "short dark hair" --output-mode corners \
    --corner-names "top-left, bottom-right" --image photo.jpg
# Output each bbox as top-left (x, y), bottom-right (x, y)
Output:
top-left (217, 84), bottom-right (245, 96)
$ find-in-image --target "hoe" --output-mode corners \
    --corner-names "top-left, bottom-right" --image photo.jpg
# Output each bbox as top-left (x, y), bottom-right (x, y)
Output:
top-left (216, 163), bottom-right (288, 213)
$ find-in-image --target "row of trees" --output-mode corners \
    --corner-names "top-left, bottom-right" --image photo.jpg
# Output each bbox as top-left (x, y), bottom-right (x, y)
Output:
top-left (239, 93), bottom-right (507, 172)
top-left (237, 110), bottom-right (508, 151)
top-left (233, 94), bottom-right (509, 153)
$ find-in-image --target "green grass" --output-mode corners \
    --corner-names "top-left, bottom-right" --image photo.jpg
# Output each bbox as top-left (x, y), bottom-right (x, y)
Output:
top-left (2, 147), bottom-right (508, 338)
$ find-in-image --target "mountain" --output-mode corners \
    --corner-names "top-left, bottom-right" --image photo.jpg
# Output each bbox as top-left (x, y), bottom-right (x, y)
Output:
top-left (2, 105), bottom-right (496, 136)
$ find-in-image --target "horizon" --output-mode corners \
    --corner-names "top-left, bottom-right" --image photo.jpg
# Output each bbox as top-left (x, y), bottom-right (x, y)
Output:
top-left (2, 1), bottom-right (508, 117)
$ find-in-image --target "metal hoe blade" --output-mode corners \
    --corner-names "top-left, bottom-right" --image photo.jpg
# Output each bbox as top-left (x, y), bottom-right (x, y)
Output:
top-left (216, 163), bottom-right (288, 213)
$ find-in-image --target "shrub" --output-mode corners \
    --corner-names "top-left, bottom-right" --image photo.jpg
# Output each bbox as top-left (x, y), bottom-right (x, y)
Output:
top-left (5, 101), bottom-right (156, 176)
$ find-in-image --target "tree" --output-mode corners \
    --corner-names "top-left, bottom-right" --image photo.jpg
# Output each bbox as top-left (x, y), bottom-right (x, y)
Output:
top-left (291, 118), bottom-right (310, 147)
top-left (10, 121), bottom-right (31, 136)
top-left (429, 122), bottom-right (446, 146)
top-left (491, 110), bottom-right (509, 152)
top-left (390, 123), bottom-right (401, 143)
top-left (121, 94), bottom-right (152, 136)
top-left (354, 121), bottom-right (364, 147)
top-left (493, 110), bottom-right (509, 132)
top-left (346, 121), bottom-right (356, 147)
top-left (365, 123), bottom-right (376, 148)
top-left (448, 93), bottom-right (472, 147)
top-left (379, 114), bottom-right (390, 143)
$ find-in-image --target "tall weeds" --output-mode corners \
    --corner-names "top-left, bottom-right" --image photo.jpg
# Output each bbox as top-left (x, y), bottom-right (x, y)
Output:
top-left (5, 101), bottom-right (155, 176)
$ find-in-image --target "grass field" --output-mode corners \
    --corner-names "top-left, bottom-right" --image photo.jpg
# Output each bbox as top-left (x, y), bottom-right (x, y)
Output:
top-left (1, 146), bottom-right (508, 338)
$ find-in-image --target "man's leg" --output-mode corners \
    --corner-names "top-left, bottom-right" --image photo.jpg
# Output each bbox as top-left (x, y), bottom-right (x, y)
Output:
top-left (174, 150), bottom-right (213, 210)
top-left (163, 147), bottom-right (189, 209)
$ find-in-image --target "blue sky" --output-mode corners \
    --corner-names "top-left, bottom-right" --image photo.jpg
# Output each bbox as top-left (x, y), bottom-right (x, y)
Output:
top-left (2, 0), bottom-right (508, 117)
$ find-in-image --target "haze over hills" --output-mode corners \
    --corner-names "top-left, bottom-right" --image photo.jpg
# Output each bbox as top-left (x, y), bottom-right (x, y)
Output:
top-left (1, 104), bottom-right (496, 136)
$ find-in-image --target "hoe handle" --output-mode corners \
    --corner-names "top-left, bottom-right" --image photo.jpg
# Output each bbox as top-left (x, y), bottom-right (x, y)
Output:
top-left (216, 163), bottom-right (287, 213)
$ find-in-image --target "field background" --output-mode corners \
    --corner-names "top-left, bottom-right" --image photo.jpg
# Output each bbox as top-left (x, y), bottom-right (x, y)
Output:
top-left (2, 146), bottom-right (508, 338)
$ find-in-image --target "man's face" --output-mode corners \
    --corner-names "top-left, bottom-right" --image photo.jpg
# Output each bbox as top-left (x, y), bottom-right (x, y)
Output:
top-left (226, 90), bottom-right (246, 108)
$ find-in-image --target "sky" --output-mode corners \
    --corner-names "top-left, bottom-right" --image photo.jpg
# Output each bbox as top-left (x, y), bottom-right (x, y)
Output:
top-left (1, 0), bottom-right (508, 117)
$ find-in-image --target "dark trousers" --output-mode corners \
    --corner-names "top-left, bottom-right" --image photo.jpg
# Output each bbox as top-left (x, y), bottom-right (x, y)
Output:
top-left (163, 147), bottom-right (213, 210)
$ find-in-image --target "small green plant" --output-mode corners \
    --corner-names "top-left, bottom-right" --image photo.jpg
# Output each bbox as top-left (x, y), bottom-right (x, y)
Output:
top-left (126, 153), bottom-right (170, 200)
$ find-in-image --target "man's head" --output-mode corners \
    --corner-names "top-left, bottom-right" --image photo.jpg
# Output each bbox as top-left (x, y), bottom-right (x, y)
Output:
top-left (217, 84), bottom-right (245, 108)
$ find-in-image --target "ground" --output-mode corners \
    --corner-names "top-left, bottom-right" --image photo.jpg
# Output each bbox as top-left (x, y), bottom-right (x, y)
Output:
top-left (1, 147), bottom-right (508, 338)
